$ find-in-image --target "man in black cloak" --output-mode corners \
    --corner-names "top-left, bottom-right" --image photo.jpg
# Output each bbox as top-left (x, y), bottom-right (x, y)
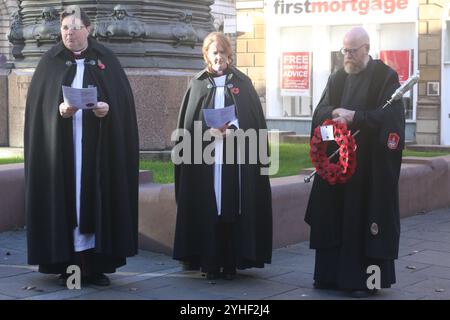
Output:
top-left (24, 6), bottom-right (139, 286)
top-left (305, 27), bottom-right (405, 298)
top-left (173, 32), bottom-right (272, 280)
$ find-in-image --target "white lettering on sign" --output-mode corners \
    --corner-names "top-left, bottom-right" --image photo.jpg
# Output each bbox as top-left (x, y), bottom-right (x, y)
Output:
top-left (272, 0), bottom-right (410, 15)
top-left (267, 0), bottom-right (417, 25)
top-left (283, 54), bottom-right (309, 64)
top-left (281, 52), bottom-right (311, 92)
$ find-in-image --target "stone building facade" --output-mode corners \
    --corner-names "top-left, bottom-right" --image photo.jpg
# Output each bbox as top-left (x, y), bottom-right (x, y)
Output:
top-left (0, 1), bottom-right (235, 150)
top-left (0, 0), bottom-right (18, 146)
top-left (211, 0), bottom-right (238, 59)
top-left (2, 1), bottom-right (450, 147)
top-left (235, 0), bottom-right (450, 145)
top-left (0, 1), bottom-right (237, 149)
top-left (417, 0), bottom-right (447, 144)
top-left (235, 0), bottom-right (265, 112)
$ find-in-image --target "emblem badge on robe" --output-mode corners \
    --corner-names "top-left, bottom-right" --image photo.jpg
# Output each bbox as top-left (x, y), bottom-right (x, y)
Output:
top-left (370, 222), bottom-right (379, 236)
top-left (387, 133), bottom-right (400, 150)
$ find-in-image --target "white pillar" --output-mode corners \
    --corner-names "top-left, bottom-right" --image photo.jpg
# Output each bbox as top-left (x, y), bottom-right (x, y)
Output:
top-left (265, 22), bottom-right (282, 117)
top-left (312, 25), bottom-right (330, 112)
top-left (364, 23), bottom-right (380, 59)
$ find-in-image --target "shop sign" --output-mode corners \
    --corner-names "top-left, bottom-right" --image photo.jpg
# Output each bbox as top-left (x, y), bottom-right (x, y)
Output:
top-left (379, 50), bottom-right (410, 84)
top-left (281, 52), bottom-right (311, 94)
top-left (266, 0), bottom-right (418, 25)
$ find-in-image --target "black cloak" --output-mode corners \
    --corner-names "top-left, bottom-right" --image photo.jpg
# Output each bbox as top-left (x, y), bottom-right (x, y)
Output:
top-left (173, 67), bottom-right (272, 269)
top-left (305, 58), bottom-right (405, 261)
top-left (24, 37), bottom-right (139, 271)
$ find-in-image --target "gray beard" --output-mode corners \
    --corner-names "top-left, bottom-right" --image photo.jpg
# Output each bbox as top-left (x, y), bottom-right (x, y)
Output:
top-left (344, 56), bottom-right (369, 74)
top-left (344, 62), bottom-right (363, 74)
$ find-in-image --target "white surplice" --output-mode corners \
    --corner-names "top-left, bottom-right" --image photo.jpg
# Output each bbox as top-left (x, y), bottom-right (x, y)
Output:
top-left (212, 75), bottom-right (239, 215)
top-left (71, 59), bottom-right (95, 252)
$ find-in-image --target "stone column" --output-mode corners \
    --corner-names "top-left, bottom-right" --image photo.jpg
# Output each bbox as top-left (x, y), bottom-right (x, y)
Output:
top-left (1, 0), bottom-right (20, 146)
top-left (417, 0), bottom-right (444, 145)
top-left (0, 68), bottom-right (9, 146)
top-left (0, 0), bottom-right (20, 65)
top-left (8, 69), bottom-right (32, 148)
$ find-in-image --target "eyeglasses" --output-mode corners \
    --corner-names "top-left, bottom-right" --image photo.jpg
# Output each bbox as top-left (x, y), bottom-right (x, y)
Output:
top-left (61, 24), bottom-right (85, 31)
top-left (340, 44), bottom-right (367, 56)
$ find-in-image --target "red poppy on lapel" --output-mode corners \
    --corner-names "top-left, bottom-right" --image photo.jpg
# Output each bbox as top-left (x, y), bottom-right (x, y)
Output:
top-left (231, 87), bottom-right (240, 95)
top-left (97, 59), bottom-right (106, 70)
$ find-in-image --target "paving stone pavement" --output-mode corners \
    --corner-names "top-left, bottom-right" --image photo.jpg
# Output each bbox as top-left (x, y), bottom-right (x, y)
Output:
top-left (1, 207), bottom-right (450, 300)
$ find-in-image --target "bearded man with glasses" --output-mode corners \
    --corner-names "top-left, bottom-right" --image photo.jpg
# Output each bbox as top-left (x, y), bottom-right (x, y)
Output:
top-left (305, 27), bottom-right (405, 298)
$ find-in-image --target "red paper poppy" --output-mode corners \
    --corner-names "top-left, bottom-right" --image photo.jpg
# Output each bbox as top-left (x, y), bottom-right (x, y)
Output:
top-left (231, 87), bottom-right (240, 95)
top-left (97, 59), bottom-right (106, 70)
top-left (309, 119), bottom-right (357, 185)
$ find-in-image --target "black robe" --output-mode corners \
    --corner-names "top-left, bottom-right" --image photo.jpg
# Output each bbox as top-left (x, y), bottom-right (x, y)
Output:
top-left (173, 67), bottom-right (272, 270)
top-left (305, 58), bottom-right (405, 289)
top-left (24, 37), bottom-right (139, 273)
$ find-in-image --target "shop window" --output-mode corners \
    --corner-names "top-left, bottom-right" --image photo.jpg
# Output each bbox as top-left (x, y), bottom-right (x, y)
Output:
top-left (331, 51), bottom-right (344, 73)
top-left (280, 51), bottom-right (313, 117)
top-left (330, 48), bottom-right (414, 120)
top-left (282, 96), bottom-right (312, 117)
top-left (403, 96), bottom-right (413, 120)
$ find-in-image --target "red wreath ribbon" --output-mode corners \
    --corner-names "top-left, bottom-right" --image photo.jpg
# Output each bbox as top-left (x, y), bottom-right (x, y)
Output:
top-left (310, 119), bottom-right (357, 185)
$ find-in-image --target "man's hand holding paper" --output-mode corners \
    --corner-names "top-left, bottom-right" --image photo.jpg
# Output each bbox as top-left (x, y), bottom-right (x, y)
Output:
top-left (93, 101), bottom-right (109, 118)
top-left (59, 102), bottom-right (78, 118)
top-left (62, 85), bottom-right (98, 110)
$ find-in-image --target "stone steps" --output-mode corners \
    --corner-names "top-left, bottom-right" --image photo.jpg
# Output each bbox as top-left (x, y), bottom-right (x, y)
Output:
top-left (282, 134), bottom-right (310, 144)
top-left (0, 147), bottom-right (24, 158)
top-left (405, 144), bottom-right (450, 153)
top-left (139, 150), bottom-right (172, 161)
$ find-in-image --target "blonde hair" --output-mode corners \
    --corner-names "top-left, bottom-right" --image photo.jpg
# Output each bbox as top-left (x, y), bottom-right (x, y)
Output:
top-left (202, 32), bottom-right (233, 71)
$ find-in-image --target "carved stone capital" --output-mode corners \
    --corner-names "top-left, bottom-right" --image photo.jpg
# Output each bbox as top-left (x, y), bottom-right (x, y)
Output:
top-left (10, 1), bottom-right (215, 68)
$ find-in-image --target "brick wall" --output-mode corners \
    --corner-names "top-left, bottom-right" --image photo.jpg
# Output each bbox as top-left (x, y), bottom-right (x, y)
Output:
top-left (417, 0), bottom-right (445, 145)
top-left (236, 1), bottom-right (266, 113)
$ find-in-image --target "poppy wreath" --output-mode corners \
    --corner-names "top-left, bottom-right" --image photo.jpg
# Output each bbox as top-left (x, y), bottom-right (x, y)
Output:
top-left (310, 119), bottom-right (357, 185)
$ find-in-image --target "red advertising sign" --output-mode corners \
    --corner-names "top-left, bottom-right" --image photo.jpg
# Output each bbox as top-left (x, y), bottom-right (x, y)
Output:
top-left (379, 50), bottom-right (410, 84)
top-left (281, 52), bottom-right (311, 94)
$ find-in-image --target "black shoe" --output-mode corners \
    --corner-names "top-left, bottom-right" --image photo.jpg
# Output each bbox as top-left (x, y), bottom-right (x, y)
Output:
top-left (313, 281), bottom-right (337, 290)
top-left (348, 289), bottom-right (378, 298)
top-left (206, 272), bottom-right (220, 280)
top-left (222, 273), bottom-right (235, 280)
top-left (58, 273), bottom-right (69, 287)
top-left (181, 261), bottom-right (200, 271)
top-left (222, 267), bottom-right (236, 280)
top-left (83, 273), bottom-right (110, 286)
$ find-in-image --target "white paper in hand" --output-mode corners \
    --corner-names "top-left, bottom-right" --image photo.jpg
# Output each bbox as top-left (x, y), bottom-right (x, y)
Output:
top-left (203, 105), bottom-right (237, 128)
top-left (62, 85), bottom-right (98, 109)
top-left (320, 125), bottom-right (334, 141)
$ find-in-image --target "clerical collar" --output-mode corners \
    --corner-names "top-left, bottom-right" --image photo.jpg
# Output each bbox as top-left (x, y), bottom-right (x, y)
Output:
top-left (71, 47), bottom-right (88, 60)
top-left (208, 67), bottom-right (231, 78)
